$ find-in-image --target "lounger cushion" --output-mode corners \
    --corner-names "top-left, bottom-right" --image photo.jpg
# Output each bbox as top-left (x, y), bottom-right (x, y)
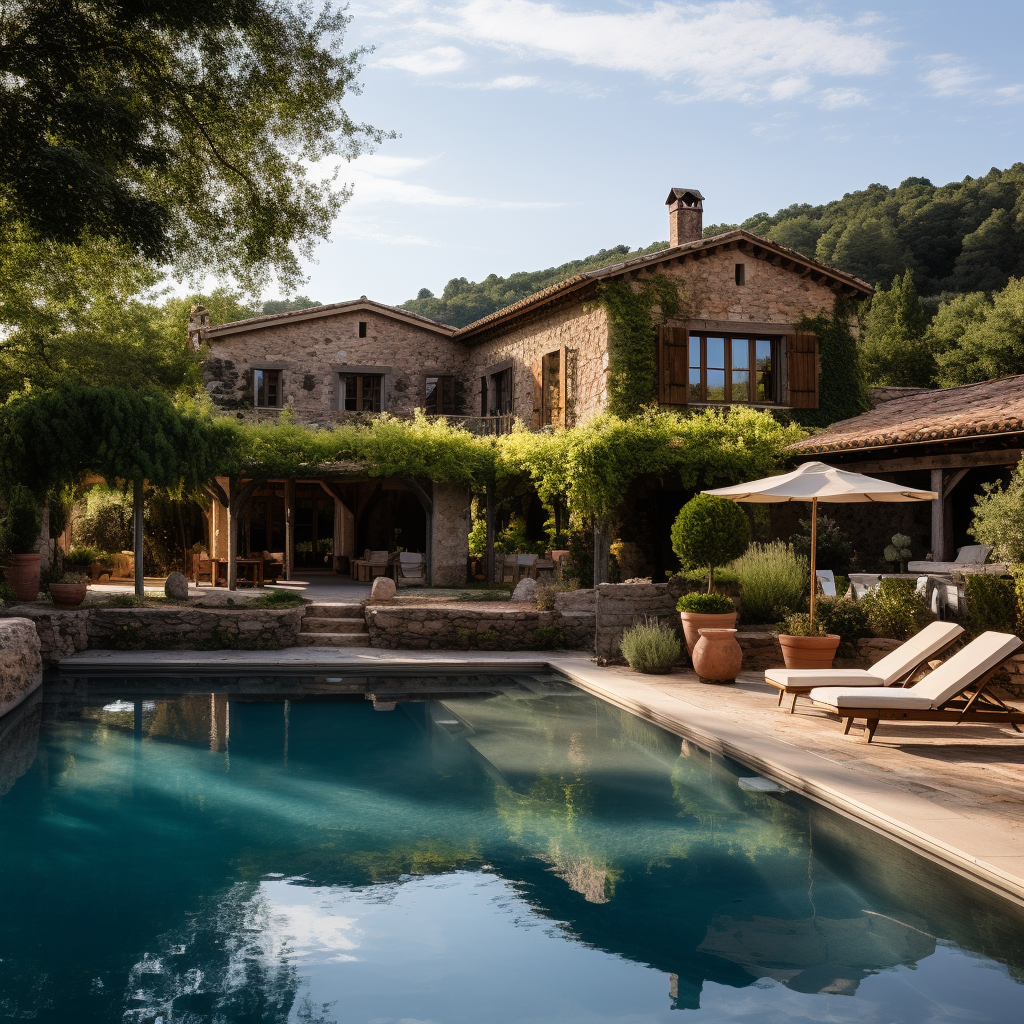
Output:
top-left (765, 668), bottom-right (884, 687)
top-left (907, 631), bottom-right (1020, 707)
top-left (809, 686), bottom-right (933, 710)
top-left (867, 620), bottom-right (964, 685)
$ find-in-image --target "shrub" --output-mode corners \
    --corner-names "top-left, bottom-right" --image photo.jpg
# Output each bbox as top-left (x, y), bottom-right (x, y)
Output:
top-left (247, 589), bottom-right (306, 608)
top-left (860, 579), bottom-right (933, 640)
top-left (791, 514), bottom-right (853, 575)
top-left (64, 546), bottom-right (106, 567)
top-left (536, 579), bottom-right (579, 611)
top-left (779, 612), bottom-right (829, 637)
top-left (883, 533), bottom-right (913, 573)
top-left (619, 617), bottom-right (682, 673)
top-left (0, 582), bottom-right (15, 604)
top-left (670, 495), bottom-right (749, 593)
top-left (970, 457), bottom-right (1024, 563)
top-left (677, 592), bottom-right (734, 614)
top-left (811, 596), bottom-right (870, 656)
top-left (675, 566), bottom-right (740, 587)
top-left (0, 486), bottom-right (42, 554)
top-left (964, 575), bottom-right (1018, 635)
top-left (106, 594), bottom-right (146, 608)
top-left (731, 541), bottom-right (807, 623)
top-left (533, 625), bottom-right (565, 650)
top-left (74, 485), bottom-right (135, 553)
top-left (53, 571), bottom-right (89, 585)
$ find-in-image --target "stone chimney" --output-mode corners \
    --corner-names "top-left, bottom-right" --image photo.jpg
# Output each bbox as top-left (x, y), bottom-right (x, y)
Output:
top-left (187, 303), bottom-right (210, 352)
top-left (666, 188), bottom-right (705, 247)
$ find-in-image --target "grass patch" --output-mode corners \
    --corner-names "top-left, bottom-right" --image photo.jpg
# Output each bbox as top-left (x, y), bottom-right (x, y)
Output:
top-left (246, 589), bottom-right (307, 608)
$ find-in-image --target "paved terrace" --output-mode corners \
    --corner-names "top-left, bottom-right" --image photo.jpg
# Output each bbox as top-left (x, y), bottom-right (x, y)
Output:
top-left (58, 648), bottom-right (1024, 909)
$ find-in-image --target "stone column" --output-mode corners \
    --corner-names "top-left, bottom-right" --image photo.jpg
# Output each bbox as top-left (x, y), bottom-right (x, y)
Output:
top-left (431, 483), bottom-right (471, 587)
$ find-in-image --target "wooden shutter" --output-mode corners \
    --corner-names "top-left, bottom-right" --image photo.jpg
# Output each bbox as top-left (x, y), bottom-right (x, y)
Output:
top-left (787, 332), bottom-right (819, 409)
top-left (531, 356), bottom-right (543, 428)
top-left (557, 345), bottom-right (567, 427)
top-left (659, 326), bottom-right (688, 405)
top-left (441, 375), bottom-right (455, 415)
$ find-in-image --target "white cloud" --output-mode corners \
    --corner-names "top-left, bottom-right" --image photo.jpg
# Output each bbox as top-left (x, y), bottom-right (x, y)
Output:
top-left (394, 0), bottom-right (891, 102)
top-left (819, 87), bottom-right (868, 109)
top-left (484, 75), bottom-right (540, 89)
top-left (376, 45), bottom-right (467, 74)
top-left (921, 55), bottom-right (1022, 104)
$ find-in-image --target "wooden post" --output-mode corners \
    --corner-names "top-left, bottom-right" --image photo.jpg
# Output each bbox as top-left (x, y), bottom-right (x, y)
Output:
top-left (809, 497), bottom-right (818, 627)
top-left (227, 477), bottom-right (238, 591)
top-left (593, 522), bottom-right (610, 585)
top-left (284, 479), bottom-right (295, 581)
top-left (133, 478), bottom-right (145, 599)
top-left (930, 469), bottom-right (945, 562)
top-left (485, 482), bottom-right (495, 584)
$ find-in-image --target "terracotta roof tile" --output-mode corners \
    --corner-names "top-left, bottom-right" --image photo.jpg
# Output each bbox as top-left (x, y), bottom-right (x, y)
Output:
top-left (791, 375), bottom-right (1024, 454)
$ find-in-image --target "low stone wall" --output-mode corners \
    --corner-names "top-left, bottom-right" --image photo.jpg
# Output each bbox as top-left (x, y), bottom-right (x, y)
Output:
top-left (736, 634), bottom-right (901, 672)
top-left (1, 605), bottom-right (304, 664)
top-left (594, 581), bottom-right (685, 662)
top-left (366, 603), bottom-right (594, 651)
top-left (0, 618), bottom-right (43, 708)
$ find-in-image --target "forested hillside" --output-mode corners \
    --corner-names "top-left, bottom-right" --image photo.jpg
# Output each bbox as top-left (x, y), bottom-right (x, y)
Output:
top-left (401, 164), bottom-right (1024, 327)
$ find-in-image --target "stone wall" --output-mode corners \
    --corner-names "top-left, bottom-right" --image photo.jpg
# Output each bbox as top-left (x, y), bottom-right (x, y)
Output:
top-left (203, 306), bottom-right (466, 424)
top-left (431, 483), bottom-right (471, 586)
top-left (594, 581), bottom-right (684, 662)
top-left (2, 606), bottom-right (304, 664)
top-left (0, 618), bottom-right (43, 708)
top-left (737, 634), bottom-right (902, 672)
top-left (365, 604), bottom-right (594, 651)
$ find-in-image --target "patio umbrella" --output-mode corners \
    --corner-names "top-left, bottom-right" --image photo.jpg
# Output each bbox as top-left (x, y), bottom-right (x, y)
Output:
top-left (703, 461), bottom-right (937, 624)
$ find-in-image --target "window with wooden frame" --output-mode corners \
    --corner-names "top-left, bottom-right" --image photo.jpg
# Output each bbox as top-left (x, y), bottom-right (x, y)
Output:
top-left (539, 348), bottom-right (566, 426)
top-left (488, 366), bottom-right (514, 416)
top-left (339, 373), bottom-right (383, 412)
top-left (253, 368), bottom-right (282, 407)
top-left (686, 334), bottom-right (779, 404)
top-left (424, 375), bottom-right (456, 415)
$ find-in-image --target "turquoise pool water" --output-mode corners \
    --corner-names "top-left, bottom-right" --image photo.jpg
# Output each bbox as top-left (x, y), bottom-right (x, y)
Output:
top-left (1, 675), bottom-right (1022, 1023)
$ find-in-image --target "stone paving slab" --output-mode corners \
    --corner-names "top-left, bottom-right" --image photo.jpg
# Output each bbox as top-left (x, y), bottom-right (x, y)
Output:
top-left (55, 647), bottom-right (1024, 907)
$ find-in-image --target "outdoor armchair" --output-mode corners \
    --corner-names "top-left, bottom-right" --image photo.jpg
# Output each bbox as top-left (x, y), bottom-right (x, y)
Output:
top-left (808, 631), bottom-right (1024, 743)
top-left (765, 621), bottom-right (964, 713)
top-left (389, 551), bottom-right (425, 584)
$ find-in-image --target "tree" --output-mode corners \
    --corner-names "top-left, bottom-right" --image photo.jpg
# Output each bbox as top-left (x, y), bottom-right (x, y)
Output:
top-left (0, 386), bottom-right (230, 595)
top-left (859, 270), bottom-right (936, 387)
top-left (933, 278), bottom-right (1024, 386)
top-left (1, 0), bottom-right (391, 291)
top-left (670, 495), bottom-right (749, 593)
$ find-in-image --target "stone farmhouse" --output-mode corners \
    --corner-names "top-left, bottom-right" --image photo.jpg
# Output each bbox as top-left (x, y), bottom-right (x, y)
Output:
top-left (189, 189), bottom-right (873, 584)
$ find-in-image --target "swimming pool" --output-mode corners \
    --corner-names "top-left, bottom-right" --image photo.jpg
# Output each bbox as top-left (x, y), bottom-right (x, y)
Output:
top-left (1, 673), bottom-right (1022, 1022)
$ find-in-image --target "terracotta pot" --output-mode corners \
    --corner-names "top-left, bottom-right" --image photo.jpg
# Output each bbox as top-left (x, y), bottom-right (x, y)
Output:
top-left (692, 628), bottom-right (743, 684)
top-left (4, 553), bottom-right (41, 602)
top-left (49, 582), bottom-right (88, 610)
top-left (679, 610), bottom-right (737, 656)
top-left (779, 633), bottom-right (841, 670)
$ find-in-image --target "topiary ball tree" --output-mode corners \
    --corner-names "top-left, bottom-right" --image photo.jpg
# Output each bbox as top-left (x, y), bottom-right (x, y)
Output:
top-left (671, 494), bottom-right (749, 593)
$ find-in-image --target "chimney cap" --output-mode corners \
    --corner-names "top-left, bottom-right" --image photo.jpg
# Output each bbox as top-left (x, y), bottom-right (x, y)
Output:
top-left (665, 188), bottom-right (704, 206)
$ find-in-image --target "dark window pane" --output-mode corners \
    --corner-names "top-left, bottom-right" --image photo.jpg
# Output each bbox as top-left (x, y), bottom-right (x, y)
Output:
top-left (266, 371), bottom-right (279, 407)
top-left (689, 336), bottom-right (700, 367)
top-left (254, 369), bottom-right (265, 407)
top-left (707, 337), bottom-right (725, 369)
top-left (425, 377), bottom-right (438, 414)
top-left (732, 370), bottom-right (749, 403)
top-left (706, 369), bottom-right (725, 401)
top-left (732, 341), bottom-right (749, 369)
top-left (342, 375), bottom-right (357, 411)
top-left (756, 340), bottom-right (773, 402)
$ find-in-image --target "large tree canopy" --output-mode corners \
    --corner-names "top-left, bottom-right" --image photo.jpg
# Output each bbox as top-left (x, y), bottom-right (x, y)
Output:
top-left (0, 0), bottom-right (390, 289)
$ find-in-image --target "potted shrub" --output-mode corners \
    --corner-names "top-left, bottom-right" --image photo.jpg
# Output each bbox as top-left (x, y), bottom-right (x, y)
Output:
top-left (1, 487), bottom-right (43, 602)
top-left (671, 494), bottom-right (749, 594)
top-left (48, 571), bottom-right (90, 609)
top-left (677, 591), bottom-right (738, 656)
top-left (777, 612), bottom-right (840, 669)
top-left (619, 617), bottom-right (682, 674)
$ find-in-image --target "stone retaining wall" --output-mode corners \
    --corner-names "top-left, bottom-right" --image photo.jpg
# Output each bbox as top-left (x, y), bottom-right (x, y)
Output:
top-left (736, 633), bottom-right (902, 672)
top-left (1, 605), bottom-right (304, 664)
top-left (366, 604), bottom-right (594, 651)
top-left (0, 618), bottom-right (43, 707)
top-left (594, 581), bottom-right (685, 662)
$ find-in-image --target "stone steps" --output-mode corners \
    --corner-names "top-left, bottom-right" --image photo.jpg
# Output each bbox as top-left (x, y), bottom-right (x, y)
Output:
top-left (300, 616), bottom-right (365, 635)
top-left (296, 632), bottom-right (371, 648)
top-left (304, 602), bottom-right (365, 619)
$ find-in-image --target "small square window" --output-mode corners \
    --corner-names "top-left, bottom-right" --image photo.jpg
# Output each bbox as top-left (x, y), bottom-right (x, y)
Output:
top-left (735, 263), bottom-right (746, 286)
top-left (358, 321), bottom-right (367, 338)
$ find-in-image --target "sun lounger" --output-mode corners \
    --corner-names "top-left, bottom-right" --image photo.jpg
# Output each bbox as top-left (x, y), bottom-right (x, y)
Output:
top-left (765, 621), bottom-right (964, 712)
top-left (808, 631), bottom-right (1024, 742)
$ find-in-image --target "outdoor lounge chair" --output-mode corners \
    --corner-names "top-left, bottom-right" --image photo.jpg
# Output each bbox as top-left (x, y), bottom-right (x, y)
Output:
top-left (765, 621), bottom-right (964, 712)
top-left (807, 630), bottom-right (1024, 743)
top-left (815, 570), bottom-right (837, 597)
top-left (390, 551), bottom-right (424, 585)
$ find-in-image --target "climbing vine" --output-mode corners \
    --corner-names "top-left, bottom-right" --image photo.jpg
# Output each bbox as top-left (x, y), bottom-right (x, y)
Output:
top-left (598, 274), bottom-right (683, 417)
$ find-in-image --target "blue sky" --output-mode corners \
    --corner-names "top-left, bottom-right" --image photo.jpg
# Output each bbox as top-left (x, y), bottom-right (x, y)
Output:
top-left (284, 0), bottom-right (1023, 307)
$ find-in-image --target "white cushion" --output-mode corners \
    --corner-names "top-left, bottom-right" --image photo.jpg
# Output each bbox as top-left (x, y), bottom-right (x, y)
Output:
top-left (908, 631), bottom-right (1020, 706)
top-left (809, 686), bottom-right (933, 710)
top-left (868, 621), bottom-right (964, 684)
top-left (765, 668), bottom-right (884, 687)
top-left (954, 544), bottom-right (991, 564)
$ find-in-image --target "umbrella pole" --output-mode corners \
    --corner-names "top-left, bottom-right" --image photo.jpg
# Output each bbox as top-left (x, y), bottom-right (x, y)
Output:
top-left (809, 497), bottom-right (818, 627)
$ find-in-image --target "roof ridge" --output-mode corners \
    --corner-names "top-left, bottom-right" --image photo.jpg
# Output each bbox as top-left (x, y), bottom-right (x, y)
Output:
top-left (207, 297), bottom-right (457, 334)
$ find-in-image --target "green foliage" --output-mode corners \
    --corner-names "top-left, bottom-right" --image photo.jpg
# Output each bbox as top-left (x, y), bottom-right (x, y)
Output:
top-left (0, 485), bottom-right (42, 553)
top-left (791, 514), bottom-right (854, 575)
top-left (401, 243), bottom-right (670, 327)
top-left (619, 617), bottom-right (682, 673)
top-left (970, 458), bottom-right (1024, 563)
top-left (52, 571), bottom-right (89, 585)
top-left (598, 275), bottom-right (682, 417)
top-left (64, 546), bottom-right (105, 567)
top-left (533, 625), bottom-right (566, 650)
top-left (932, 277), bottom-right (1024, 386)
top-left (74, 486), bottom-right (135, 553)
top-left (536, 579), bottom-right (579, 611)
top-left (883, 533), bottom-right (913, 572)
top-left (860, 579), bottom-right (933, 640)
top-left (810, 596), bottom-right (870, 656)
top-left (246, 589), bottom-right (306, 608)
top-left (963, 575), bottom-right (1018, 636)
top-left (112, 624), bottom-right (146, 649)
top-left (1, 0), bottom-right (391, 291)
top-left (860, 270), bottom-right (936, 387)
top-left (260, 296), bottom-right (321, 316)
top-left (779, 612), bottom-right (831, 638)
top-left (676, 592), bottom-right (734, 614)
top-left (0, 582), bottom-right (15, 604)
top-left (675, 566), bottom-right (740, 586)
top-left (731, 541), bottom-right (807, 623)
top-left (670, 495), bottom-right (749, 592)
top-left (790, 298), bottom-right (870, 428)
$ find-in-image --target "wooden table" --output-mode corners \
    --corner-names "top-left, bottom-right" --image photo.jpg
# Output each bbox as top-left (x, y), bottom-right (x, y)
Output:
top-left (210, 558), bottom-right (264, 588)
